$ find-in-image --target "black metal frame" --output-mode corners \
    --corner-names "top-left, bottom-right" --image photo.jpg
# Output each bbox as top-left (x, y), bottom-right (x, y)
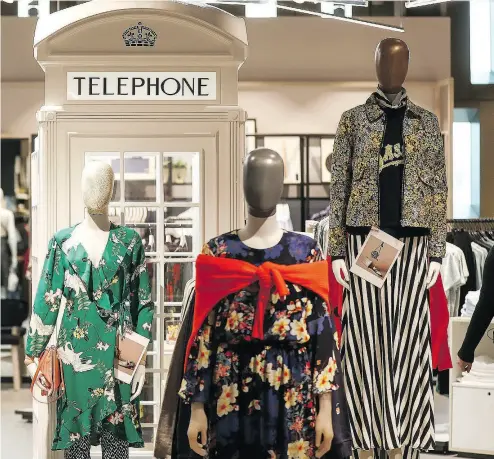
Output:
top-left (247, 133), bottom-right (335, 231)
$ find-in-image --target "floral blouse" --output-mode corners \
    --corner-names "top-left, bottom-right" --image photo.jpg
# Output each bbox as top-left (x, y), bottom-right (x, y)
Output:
top-left (26, 224), bottom-right (154, 450)
top-left (179, 230), bottom-right (343, 459)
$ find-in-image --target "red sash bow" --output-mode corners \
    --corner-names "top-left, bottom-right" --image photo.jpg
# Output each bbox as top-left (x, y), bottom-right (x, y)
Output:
top-left (184, 254), bottom-right (330, 370)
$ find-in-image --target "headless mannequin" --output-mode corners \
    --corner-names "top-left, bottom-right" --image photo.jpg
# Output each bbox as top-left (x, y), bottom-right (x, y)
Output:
top-left (331, 38), bottom-right (440, 459)
top-left (332, 38), bottom-right (440, 296)
top-left (26, 162), bottom-right (145, 402)
top-left (0, 188), bottom-right (19, 297)
top-left (188, 148), bottom-right (334, 458)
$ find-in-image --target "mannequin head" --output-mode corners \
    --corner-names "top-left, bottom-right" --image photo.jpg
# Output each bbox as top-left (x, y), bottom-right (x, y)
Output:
top-left (243, 148), bottom-right (284, 218)
top-left (375, 38), bottom-right (409, 93)
top-left (81, 161), bottom-right (114, 213)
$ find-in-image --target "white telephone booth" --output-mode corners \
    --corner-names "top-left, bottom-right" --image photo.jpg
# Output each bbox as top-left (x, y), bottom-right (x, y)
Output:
top-left (31, 2), bottom-right (247, 457)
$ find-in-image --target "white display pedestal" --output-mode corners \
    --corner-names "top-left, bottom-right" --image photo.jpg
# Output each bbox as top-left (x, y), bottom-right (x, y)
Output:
top-left (449, 317), bottom-right (494, 455)
top-left (31, 2), bottom-right (248, 458)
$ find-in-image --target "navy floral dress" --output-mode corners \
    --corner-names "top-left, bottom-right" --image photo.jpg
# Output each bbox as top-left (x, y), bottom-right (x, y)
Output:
top-left (179, 231), bottom-right (344, 459)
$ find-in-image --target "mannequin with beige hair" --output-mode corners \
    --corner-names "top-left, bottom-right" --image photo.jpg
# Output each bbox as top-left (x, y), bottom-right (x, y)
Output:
top-left (26, 161), bottom-right (149, 459)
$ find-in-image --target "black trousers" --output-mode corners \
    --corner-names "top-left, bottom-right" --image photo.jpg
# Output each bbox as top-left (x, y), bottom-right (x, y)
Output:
top-left (64, 429), bottom-right (129, 459)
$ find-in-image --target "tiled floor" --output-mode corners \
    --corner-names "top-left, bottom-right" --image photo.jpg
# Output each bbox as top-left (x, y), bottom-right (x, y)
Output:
top-left (0, 385), bottom-right (459, 459)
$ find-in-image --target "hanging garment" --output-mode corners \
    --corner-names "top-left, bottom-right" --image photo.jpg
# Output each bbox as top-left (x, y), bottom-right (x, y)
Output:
top-left (342, 234), bottom-right (434, 459)
top-left (25, 224), bottom-right (154, 451)
top-left (64, 428), bottom-right (129, 459)
top-left (1, 236), bottom-right (11, 288)
top-left (327, 256), bottom-right (343, 338)
top-left (178, 231), bottom-right (352, 459)
top-left (471, 242), bottom-right (488, 289)
top-left (428, 275), bottom-right (452, 371)
top-left (441, 242), bottom-right (469, 317)
top-left (448, 231), bottom-right (477, 310)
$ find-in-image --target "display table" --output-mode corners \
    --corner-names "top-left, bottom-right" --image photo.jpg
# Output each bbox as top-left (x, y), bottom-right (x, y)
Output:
top-left (449, 317), bottom-right (494, 455)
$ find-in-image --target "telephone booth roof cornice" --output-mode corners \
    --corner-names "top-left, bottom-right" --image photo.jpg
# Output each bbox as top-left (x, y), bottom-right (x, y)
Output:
top-left (33, 0), bottom-right (248, 48)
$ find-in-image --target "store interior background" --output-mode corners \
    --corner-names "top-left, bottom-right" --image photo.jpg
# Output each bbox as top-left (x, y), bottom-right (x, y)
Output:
top-left (1, 0), bottom-right (493, 458)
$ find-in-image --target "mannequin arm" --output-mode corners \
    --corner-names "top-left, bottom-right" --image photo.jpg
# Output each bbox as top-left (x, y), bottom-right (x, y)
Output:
top-left (332, 259), bottom-right (350, 290)
top-left (131, 238), bottom-right (154, 340)
top-left (316, 393), bottom-right (333, 458)
top-left (188, 402), bottom-right (208, 457)
top-left (130, 364), bottom-right (146, 401)
top-left (426, 261), bottom-right (441, 289)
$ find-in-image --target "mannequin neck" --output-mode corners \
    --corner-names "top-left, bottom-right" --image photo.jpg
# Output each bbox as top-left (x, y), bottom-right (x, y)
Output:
top-left (83, 209), bottom-right (111, 232)
top-left (237, 212), bottom-right (284, 249)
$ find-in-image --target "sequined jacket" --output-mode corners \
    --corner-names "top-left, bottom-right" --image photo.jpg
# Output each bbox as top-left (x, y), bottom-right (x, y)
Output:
top-left (328, 94), bottom-right (448, 259)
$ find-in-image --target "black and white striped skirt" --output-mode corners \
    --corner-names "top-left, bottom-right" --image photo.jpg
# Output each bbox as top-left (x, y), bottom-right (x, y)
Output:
top-left (341, 234), bottom-right (435, 459)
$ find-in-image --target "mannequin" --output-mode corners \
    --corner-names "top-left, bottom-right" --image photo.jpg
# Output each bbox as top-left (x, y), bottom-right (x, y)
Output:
top-left (0, 188), bottom-right (19, 298)
top-left (237, 147), bottom-right (285, 248)
top-left (328, 38), bottom-right (446, 459)
top-left (181, 148), bottom-right (349, 459)
top-left (25, 161), bottom-right (151, 458)
top-left (332, 38), bottom-right (441, 290)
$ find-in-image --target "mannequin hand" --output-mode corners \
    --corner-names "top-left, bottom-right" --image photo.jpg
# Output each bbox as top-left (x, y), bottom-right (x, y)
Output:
top-left (315, 397), bottom-right (334, 458)
top-left (188, 403), bottom-right (208, 457)
top-left (426, 261), bottom-right (441, 289)
top-left (26, 362), bottom-right (51, 393)
top-left (130, 364), bottom-right (145, 401)
top-left (332, 259), bottom-right (350, 290)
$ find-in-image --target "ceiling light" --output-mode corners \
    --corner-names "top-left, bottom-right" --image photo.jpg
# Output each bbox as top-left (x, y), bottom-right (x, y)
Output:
top-left (210, 1), bottom-right (402, 31)
top-left (405, 0), bottom-right (451, 8)
top-left (276, 4), bottom-right (404, 32)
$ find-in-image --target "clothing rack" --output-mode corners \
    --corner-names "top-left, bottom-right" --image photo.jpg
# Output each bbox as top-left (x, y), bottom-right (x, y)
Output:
top-left (447, 218), bottom-right (494, 223)
top-left (447, 218), bottom-right (494, 231)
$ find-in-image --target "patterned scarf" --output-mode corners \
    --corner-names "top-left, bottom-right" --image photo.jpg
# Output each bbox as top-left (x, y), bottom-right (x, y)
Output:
top-left (374, 86), bottom-right (408, 110)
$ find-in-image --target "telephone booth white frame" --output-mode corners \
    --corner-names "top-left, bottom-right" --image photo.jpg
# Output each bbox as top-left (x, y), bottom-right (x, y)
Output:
top-left (31, 2), bottom-right (248, 457)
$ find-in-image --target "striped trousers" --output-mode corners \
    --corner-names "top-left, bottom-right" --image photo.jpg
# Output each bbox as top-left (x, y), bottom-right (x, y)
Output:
top-left (341, 235), bottom-right (435, 459)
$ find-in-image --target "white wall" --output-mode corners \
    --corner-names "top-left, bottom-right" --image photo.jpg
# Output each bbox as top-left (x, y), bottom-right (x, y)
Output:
top-left (1, 82), bottom-right (44, 138)
top-left (239, 82), bottom-right (437, 134)
top-left (1, 81), bottom-right (439, 139)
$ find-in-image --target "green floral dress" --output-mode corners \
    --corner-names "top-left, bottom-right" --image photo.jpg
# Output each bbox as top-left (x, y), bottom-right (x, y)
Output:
top-left (26, 223), bottom-right (154, 450)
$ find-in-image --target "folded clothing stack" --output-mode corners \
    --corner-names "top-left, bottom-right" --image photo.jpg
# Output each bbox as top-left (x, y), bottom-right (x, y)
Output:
top-left (458, 355), bottom-right (494, 386)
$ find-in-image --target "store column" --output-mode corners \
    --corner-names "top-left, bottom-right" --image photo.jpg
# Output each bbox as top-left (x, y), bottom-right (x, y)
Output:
top-left (31, 1), bottom-right (248, 457)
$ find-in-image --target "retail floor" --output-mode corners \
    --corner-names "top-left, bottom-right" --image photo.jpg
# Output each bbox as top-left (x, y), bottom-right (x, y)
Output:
top-left (0, 384), bottom-right (462, 459)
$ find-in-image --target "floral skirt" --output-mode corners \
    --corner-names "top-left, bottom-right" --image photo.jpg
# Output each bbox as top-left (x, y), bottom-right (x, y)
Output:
top-left (206, 342), bottom-right (320, 459)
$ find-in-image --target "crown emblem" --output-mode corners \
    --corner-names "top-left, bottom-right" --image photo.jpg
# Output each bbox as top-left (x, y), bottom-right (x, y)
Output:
top-left (122, 22), bottom-right (157, 47)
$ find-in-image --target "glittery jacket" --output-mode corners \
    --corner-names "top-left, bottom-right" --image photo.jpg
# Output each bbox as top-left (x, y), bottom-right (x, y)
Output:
top-left (328, 94), bottom-right (448, 259)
